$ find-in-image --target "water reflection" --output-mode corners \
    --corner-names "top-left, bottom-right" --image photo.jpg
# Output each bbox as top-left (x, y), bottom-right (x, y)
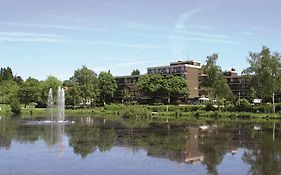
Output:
top-left (43, 123), bottom-right (65, 156)
top-left (0, 117), bottom-right (281, 175)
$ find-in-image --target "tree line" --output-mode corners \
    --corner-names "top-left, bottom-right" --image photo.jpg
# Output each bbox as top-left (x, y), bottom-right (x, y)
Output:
top-left (1, 46), bottom-right (281, 110)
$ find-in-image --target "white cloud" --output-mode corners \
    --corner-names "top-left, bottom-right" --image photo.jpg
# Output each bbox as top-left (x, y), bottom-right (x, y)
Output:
top-left (169, 4), bottom-right (235, 57)
top-left (242, 31), bottom-right (256, 36)
top-left (91, 0), bottom-right (133, 10)
top-left (0, 31), bottom-right (64, 43)
top-left (252, 27), bottom-right (281, 35)
top-left (124, 22), bottom-right (170, 31)
top-left (0, 22), bottom-right (107, 33)
top-left (93, 60), bottom-right (157, 73)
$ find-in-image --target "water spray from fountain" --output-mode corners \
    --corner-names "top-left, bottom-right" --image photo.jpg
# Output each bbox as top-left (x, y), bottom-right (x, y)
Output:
top-left (47, 87), bottom-right (65, 122)
top-left (57, 87), bottom-right (65, 121)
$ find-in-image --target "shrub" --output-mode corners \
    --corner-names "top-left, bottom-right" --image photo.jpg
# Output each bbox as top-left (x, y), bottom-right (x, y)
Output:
top-left (119, 105), bottom-right (151, 119)
top-left (10, 99), bottom-right (21, 114)
top-left (104, 104), bottom-right (124, 111)
top-left (205, 102), bottom-right (217, 111)
top-left (233, 99), bottom-right (252, 112)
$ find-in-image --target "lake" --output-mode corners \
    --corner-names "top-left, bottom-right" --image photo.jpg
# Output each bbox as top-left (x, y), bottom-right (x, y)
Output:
top-left (0, 116), bottom-right (280, 175)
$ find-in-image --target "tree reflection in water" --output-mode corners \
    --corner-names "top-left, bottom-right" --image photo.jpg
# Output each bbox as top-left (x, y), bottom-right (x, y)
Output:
top-left (1, 117), bottom-right (281, 174)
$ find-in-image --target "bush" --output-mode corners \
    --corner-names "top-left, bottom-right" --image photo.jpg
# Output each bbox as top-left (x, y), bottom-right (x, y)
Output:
top-left (10, 99), bottom-right (21, 114)
top-left (104, 104), bottom-right (124, 111)
top-left (119, 105), bottom-right (151, 119)
top-left (232, 99), bottom-right (252, 112)
top-left (205, 102), bottom-right (217, 111)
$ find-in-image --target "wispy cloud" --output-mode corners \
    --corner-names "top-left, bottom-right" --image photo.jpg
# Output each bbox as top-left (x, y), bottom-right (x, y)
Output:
top-left (188, 24), bottom-right (216, 30)
top-left (242, 31), bottom-right (256, 36)
top-left (0, 31), bottom-right (63, 43)
top-left (91, 0), bottom-right (133, 10)
top-left (178, 30), bottom-right (232, 39)
top-left (169, 4), bottom-right (235, 57)
top-left (66, 39), bottom-right (178, 49)
top-left (93, 39), bottom-right (163, 73)
top-left (174, 8), bottom-right (203, 30)
top-left (124, 22), bottom-right (169, 31)
top-left (0, 22), bottom-right (107, 32)
top-left (252, 26), bottom-right (281, 35)
top-left (93, 60), bottom-right (157, 72)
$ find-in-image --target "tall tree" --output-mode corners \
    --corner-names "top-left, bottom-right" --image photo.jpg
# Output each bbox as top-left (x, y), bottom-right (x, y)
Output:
top-left (0, 67), bottom-right (13, 81)
top-left (18, 77), bottom-right (42, 108)
top-left (41, 76), bottom-right (63, 105)
top-left (98, 71), bottom-right (117, 105)
top-left (0, 80), bottom-right (20, 104)
top-left (163, 75), bottom-right (189, 103)
top-left (138, 74), bottom-right (189, 103)
top-left (201, 54), bottom-right (233, 101)
top-left (13, 75), bottom-right (23, 85)
top-left (243, 46), bottom-right (281, 102)
top-left (131, 69), bottom-right (140, 76)
top-left (63, 80), bottom-right (81, 106)
top-left (138, 74), bottom-right (164, 100)
top-left (70, 66), bottom-right (99, 107)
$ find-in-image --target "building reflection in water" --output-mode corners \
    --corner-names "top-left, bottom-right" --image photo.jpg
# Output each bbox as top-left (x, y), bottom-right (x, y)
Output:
top-left (185, 127), bottom-right (204, 164)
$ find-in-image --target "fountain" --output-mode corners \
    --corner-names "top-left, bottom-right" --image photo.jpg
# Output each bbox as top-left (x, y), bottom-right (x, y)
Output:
top-left (26, 87), bottom-right (72, 156)
top-left (57, 87), bottom-right (65, 121)
top-left (45, 87), bottom-right (70, 123)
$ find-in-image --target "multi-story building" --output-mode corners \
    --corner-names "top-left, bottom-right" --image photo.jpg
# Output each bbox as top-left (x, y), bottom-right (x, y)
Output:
top-left (223, 69), bottom-right (250, 97)
top-left (147, 60), bottom-right (202, 98)
top-left (114, 75), bottom-right (142, 103)
top-left (114, 61), bottom-right (250, 104)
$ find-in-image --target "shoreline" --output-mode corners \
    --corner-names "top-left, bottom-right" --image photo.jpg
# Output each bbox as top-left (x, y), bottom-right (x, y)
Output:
top-left (0, 105), bottom-right (280, 121)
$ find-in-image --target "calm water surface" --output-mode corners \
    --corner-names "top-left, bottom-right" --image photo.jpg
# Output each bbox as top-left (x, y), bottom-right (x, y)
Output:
top-left (0, 116), bottom-right (280, 175)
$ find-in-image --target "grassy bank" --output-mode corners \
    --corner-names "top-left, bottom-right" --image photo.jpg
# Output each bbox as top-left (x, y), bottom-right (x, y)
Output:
top-left (1, 104), bottom-right (281, 121)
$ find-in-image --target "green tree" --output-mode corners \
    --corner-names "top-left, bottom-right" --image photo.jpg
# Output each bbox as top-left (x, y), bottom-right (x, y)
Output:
top-left (243, 46), bottom-right (281, 102)
top-left (41, 76), bottom-right (62, 105)
top-left (63, 80), bottom-right (81, 107)
top-left (0, 80), bottom-right (20, 104)
top-left (98, 71), bottom-right (117, 105)
top-left (10, 99), bottom-right (21, 114)
top-left (138, 74), bottom-right (164, 102)
top-left (13, 75), bottom-right (23, 85)
top-left (201, 54), bottom-right (233, 101)
top-left (70, 66), bottom-right (99, 107)
top-left (18, 77), bottom-right (42, 108)
top-left (0, 67), bottom-right (13, 81)
top-left (163, 75), bottom-right (189, 103)
top-left (131, 69), bottom-right (140, 76)
top-left (138, 74), bottom-right (189, 104)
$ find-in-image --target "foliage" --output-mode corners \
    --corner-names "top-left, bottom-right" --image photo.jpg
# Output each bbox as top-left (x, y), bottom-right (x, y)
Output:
top-left (205, 102), bottom-right (217, 111)
top-left (18, 77), bottom-right (42, 107)
top-left (13, 75), bottom-right (24, 85)
top-left (163, 75), bottom-right (189, 103)
top-left (104, 104), bottom-right (124, 111)
top-left (0, 67), bottom-right (13, 81)
top-left (231, 99), bottom-right (252, 112)
top-left (146, 105), bottom-right (204, 112)
top-left (131, 69), bottom-right (140, 76)
top-left (10, 99), bottom-right (21, 114)
top-left (63, 80), bottom-right (81, 106)
top-left (0, 80), bottom-right (20, 104)
top-left (138, 74), bottom-right (164, 98)
top-left (98, 71), bottom-right (117, 104)
top-left (70, 65), bottom-right (99, 107)
top-left (138, 74), bottom-right (189, 103)
top-left (243, 46), bottom-right (281, 101)
top-left (41, 76), bottom-right (62, 105)
top-left (119, 105), bottom-right (151, 119)
top-left (201, 53), bottom-right (233, 102)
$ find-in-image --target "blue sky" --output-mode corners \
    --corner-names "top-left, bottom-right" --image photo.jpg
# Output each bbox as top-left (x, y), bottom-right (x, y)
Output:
top-left (0, 0), bottom-right (280, 80)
